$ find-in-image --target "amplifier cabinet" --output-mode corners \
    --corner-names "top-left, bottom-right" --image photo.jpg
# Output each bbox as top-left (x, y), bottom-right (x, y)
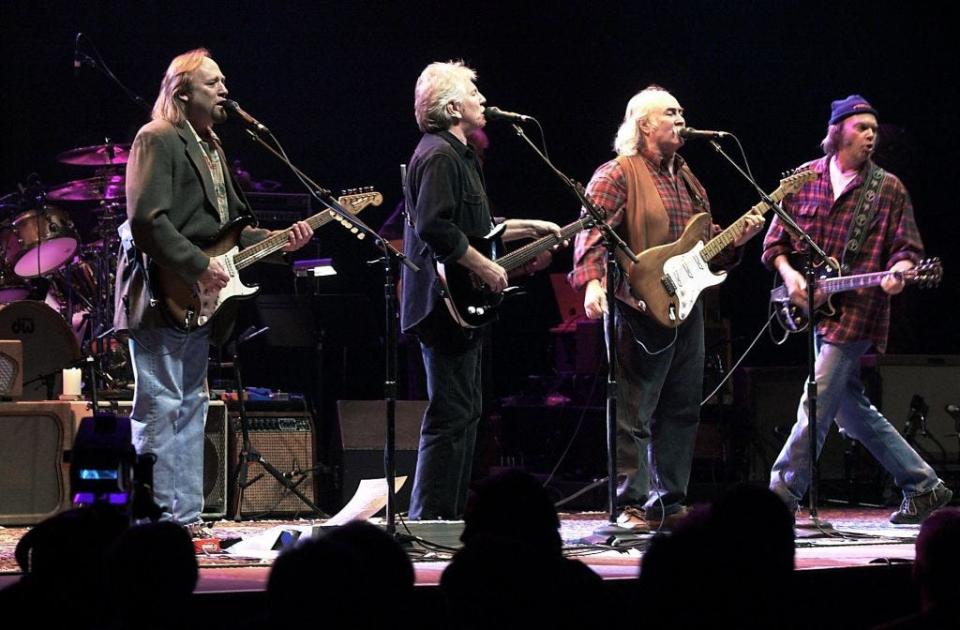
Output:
top-left (228, 410), bottom-right (319, 517)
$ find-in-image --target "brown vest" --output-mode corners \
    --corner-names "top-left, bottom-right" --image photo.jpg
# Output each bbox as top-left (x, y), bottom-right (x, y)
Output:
top-left (613, 155), bottom-right (709, 308)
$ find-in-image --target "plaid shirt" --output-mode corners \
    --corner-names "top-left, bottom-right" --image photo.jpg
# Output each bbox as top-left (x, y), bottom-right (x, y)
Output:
top-left (569, 154), bottom-right (737, 295)
top-left (762, 156), bottom-right (923, 353)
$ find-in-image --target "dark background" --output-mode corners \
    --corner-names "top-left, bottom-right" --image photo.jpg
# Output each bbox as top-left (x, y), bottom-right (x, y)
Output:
top-left (3, 2), bottom-right (958, 495)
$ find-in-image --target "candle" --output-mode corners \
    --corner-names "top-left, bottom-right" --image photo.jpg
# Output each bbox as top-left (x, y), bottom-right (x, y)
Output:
top-left (62, 368), bottom-right (82, 398)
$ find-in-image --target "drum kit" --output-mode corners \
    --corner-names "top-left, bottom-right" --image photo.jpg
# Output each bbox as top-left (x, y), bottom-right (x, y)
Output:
top-left (0, 140), bottom-right (132, 398)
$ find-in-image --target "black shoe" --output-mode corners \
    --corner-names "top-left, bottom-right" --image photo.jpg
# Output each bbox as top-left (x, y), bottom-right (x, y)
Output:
top-left (890, 482), bottom-right (953, 525)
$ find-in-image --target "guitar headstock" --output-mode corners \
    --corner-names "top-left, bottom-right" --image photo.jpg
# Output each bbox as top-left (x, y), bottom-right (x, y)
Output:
top-left (909, 257), bottom-right (943, 288)
top-left (337, 186), bottom-right (384, 214)
top-left (326, 187), bottom-right (384, 240)
top-left (778, 169), bottom-right (818, 195)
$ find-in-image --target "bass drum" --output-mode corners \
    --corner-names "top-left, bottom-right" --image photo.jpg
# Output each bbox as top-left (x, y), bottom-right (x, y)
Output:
top-left (0, 300), bottom-right (80, 400)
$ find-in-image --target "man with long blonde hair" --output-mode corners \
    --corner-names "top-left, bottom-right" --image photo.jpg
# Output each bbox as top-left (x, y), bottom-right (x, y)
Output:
top-left (114, 49), bottom-right (312, 533)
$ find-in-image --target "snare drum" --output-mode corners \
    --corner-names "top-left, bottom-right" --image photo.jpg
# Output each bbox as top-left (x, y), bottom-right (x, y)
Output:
top-left (0, 300), bottom-right (81, 400)
top-left (0, 206), bottom-right (79, 278)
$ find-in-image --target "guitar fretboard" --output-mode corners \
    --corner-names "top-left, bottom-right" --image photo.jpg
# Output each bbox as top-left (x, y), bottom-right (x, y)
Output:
top-left (233, 193), bottom-right (380, 270)
top-left (496, 217), bottom-right (595, 272)
top-left (700, 172), bottom-right (815, 262)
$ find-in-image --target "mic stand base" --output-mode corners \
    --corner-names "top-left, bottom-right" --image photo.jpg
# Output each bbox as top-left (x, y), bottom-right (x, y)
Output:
top-left (794, 513), bottom-right (834, 531)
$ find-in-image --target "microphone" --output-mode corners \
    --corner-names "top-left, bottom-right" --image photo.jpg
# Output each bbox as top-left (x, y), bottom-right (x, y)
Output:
top-left (679, 127), bottom-right (730, 140)
top-left (73, 32), bottom-right (82, 77)
top-left (222, 99), bottom-right (270, 134)
top-left (484, 106), bottom-right (533, 123)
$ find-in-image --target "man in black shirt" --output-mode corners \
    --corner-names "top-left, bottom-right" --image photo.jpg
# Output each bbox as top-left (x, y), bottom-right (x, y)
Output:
top-left (401, 61), bottom-right (561, 519)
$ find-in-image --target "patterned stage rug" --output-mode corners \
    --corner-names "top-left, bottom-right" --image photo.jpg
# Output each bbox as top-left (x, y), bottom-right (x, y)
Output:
top-left (0, 507), bottom-right (921, 576)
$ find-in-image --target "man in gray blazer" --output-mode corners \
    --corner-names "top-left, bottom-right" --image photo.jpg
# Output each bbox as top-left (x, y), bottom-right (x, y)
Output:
top-left (114, 49), bottom-right (312, 532)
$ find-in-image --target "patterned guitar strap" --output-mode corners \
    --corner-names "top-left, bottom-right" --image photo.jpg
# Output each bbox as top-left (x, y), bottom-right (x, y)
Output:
top-left (840, 162), bottom-right (886, 272)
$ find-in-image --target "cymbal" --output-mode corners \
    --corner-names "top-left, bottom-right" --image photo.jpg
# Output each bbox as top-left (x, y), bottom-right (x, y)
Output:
top-left (47, 175), bottom-right (125, 201)
top-left (57, 142), bottom-right (131, 166)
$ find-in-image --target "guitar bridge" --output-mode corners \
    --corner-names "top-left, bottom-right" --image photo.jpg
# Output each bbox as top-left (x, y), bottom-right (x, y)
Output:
top-left (661, 275), bottom-right (677, 297)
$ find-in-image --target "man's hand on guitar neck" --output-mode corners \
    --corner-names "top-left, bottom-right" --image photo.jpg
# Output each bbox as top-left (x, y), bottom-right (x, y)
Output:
top-left (881, 260), bottom-right (913, 295)
top-left (198, 258), bottom-right (229, 295)
top-left (459, 246), bottom-right (508, 293)
top-left (274, 220), bottom-right (314, 253)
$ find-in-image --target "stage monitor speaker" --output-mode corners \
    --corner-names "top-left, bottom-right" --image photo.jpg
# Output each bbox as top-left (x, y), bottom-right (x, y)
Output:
top-left (229, 410), bottom-right (318, 517)
top-left (336, 399), bottom-right (426, 512)
top-left (68, 401), bottom-right (230, 519)
top-left (0, 402), bottom-right (73, 525)
top-left (0, 340), bottom-right (23, 398)
top-left (868, 355), bottom-right (960, 459)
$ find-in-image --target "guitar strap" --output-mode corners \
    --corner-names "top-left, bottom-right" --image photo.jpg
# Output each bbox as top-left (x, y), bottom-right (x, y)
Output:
top-left (840, 162), bottom-right (885, 272)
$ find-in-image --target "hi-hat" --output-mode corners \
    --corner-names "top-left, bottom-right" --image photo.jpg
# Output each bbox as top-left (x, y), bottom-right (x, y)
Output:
top-left (57, 142), bottom-right (131, 166)
top-left (47, 175), bottom-right (125, 201)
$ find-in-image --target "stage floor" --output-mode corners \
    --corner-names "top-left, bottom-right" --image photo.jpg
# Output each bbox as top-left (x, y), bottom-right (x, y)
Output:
top-left (0, 506), bottom-right (919, 591)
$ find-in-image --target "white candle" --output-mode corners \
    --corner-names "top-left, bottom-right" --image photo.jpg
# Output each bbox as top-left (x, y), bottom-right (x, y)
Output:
top-left (62, 368), bottom-right (82, 398)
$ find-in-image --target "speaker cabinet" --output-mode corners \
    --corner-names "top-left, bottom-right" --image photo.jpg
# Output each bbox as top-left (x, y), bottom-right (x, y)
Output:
top-left (68, 400), bottom-right (230, 519)
top-left (336, 400), bottom-right (426, 512)
top-left (0, 340), bottom-right (23, 397)
top-left (0, 402), bottom-right (74, 525)
top-left (867, 355), bottom-right (960, 460)
top-left (229, 410), bottom-right (318, 517)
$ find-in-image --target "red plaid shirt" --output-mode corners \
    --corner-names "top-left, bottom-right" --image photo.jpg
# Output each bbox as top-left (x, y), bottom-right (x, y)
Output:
top-left (762, 156), bottom-right (923, 353)
top-left (569, 154), bottom-right (737, 295)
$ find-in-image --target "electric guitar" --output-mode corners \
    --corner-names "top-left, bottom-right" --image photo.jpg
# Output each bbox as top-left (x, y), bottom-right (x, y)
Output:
top-left (771, 256), bottom-right (942, 333)
top-left (154, 189), bottom-right (382, 330)
top-left (437, 215), bottom-right (596, 328)
top-left (628, 170), bottom-right (817, 327)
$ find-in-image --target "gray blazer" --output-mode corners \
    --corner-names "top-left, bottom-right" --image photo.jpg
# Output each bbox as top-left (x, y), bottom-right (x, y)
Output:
top-left (114, 119), bottom-right (270, 338)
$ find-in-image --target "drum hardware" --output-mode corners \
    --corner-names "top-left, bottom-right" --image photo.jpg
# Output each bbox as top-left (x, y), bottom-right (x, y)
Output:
top-left (56, 141), bottom-right (130, 166)
top-left (46, 174), bottom-right (126, 202)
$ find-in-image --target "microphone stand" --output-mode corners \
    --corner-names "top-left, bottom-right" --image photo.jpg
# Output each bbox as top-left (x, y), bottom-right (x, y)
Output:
top-left (231, 325), bottom-right (329, 521)
top-left (508, 123), bottom-right (638, 535)
top-left (240, 127), bottom-right (419, 538)
top-left (706, 138), bottom-right (836, 530)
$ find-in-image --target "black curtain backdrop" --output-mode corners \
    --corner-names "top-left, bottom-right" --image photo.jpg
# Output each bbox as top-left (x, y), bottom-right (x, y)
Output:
top-left (3, 1), bottom-right (957, 400)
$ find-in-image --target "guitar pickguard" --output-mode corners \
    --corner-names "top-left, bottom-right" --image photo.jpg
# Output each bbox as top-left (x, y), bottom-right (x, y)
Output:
top-left (660, 241), bottom-right (726, 322)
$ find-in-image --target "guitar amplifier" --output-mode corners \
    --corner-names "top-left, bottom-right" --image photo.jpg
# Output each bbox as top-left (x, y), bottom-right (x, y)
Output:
top-left (68, 400), bottom-right (230, 519)
top-left (245, 192), bottom-right (312, 227)
top-left (228, 409), bottom-right (319, 517)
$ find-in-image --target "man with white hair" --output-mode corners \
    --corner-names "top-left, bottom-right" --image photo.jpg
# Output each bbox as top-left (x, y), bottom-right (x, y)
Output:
top-left (569, 85), bottom-right (764, 531)
top-left (401, 61), bottom-right (561, 520)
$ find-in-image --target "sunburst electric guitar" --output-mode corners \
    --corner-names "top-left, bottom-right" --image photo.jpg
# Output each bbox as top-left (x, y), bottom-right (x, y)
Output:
top-left (627, 170), bottom-right (817, 327)
top-left (771, 256), bottom-right (942, 333)
top-left (154, 189), bottom-right (382, 330)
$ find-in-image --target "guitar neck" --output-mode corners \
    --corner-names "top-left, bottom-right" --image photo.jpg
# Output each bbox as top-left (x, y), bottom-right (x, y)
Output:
top-left (700, 185), bottom-right (793, 262)
top-left (819, 269), bottom-right (907, 295)
top-left (233, 209), bottom-right (336, 270)
top-left (495, 217), bottom-right (594, 272)
top-left (232, 192), bottom-right (380, 270)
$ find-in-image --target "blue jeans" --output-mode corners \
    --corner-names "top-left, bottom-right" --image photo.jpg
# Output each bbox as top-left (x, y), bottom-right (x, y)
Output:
top-left (770, 337), bottom-right (940, 508)
top-left (408, 335), bottom-right (483, 520)
top-left (128, 326), bottom-right (211, 524)
top-left (614, 300), bottom-right (704, 516)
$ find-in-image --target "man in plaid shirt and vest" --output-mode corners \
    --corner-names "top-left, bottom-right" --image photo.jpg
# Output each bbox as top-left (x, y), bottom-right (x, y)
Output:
top-left (763, 95), bottom-right (952, 524)
top-left (569, 86), bottom-right (764, 531)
